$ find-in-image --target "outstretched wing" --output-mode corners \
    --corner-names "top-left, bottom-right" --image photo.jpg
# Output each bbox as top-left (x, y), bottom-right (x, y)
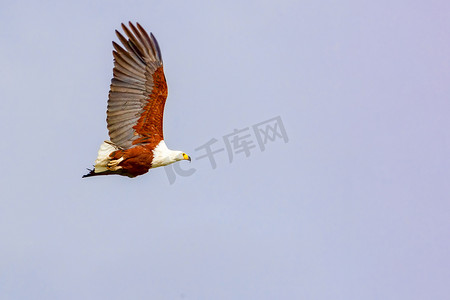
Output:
top-left (107, 22), bottom-right (167, 149)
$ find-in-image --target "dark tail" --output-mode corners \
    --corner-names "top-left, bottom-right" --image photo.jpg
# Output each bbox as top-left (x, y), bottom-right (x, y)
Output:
top-left (82, 168), bottom-right (117, 178)
top-left (82, 168), bottom-right (99, 178)
top-left (82, 167), bottom-right (135, 178)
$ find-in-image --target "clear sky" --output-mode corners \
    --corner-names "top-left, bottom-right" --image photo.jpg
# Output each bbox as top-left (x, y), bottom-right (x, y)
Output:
top-left (1, 0), bottom-right (449, 299)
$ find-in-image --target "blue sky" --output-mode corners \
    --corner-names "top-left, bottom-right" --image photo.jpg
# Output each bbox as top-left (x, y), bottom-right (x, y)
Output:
top-left (1, 1), bottom-right (449, 299)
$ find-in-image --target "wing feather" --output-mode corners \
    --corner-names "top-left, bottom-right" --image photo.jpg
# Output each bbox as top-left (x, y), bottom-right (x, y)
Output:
top-left (110, 78), bottom-right (145, 90)
top-left (107, 104), bottom-right (143, 112)
top-left (108, 92), bottom-right (144, 101)
top-left (112, 52), bottom-right (146, 78)
top-left (115, 30), bottom-right (146, 65)
top-left (108, 115), bottom-right (140, 126)
top-left (106, 22), bottom-right (167, 149)
top-left (110, 86), bottom-right (145, 95)
top-left (129, 23), bottom-right (158, 61)
top-left (112, 42), bottom-right (146, 70)
top-left (108, 118), bottom-right (140, 131)
top-left (113, 61), bottom-right (144, 80)
top-left (121, 24), bottom-right (147, 60)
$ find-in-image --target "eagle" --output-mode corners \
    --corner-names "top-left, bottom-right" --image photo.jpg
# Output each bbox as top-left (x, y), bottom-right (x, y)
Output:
top-left (83, 22), bottom-right (190, 178)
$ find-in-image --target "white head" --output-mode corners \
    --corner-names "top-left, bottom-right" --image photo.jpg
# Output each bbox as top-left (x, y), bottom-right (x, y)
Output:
top-left (171, 150), bottom-right (191, 162)
top-left (151, 140), bottom-right (190, 168)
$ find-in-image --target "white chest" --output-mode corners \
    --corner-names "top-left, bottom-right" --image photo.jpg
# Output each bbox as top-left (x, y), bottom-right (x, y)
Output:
top-left (151, 140), bottom-right (177, 168)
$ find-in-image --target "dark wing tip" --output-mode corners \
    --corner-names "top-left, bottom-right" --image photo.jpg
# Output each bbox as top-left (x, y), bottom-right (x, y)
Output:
top-left (116, 22), bottom-right (163, 63)
top-left (150, 32), bottom-right (163, 62)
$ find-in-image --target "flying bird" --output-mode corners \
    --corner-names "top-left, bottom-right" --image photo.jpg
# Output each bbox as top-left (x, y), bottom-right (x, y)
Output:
top-left (83, 22), bottom-right (190, 178)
